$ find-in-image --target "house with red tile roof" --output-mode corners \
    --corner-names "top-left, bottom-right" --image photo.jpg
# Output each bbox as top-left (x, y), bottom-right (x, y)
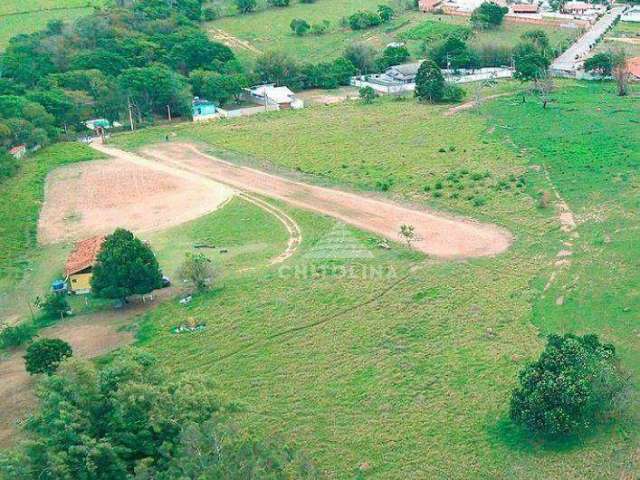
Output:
top-left (64, 236), bottom-right (105, 293)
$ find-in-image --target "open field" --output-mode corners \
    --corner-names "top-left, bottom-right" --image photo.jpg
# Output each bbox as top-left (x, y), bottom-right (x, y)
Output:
top-left (206, 4), bottom-right (579, 64)
top-left (105, 81), bottom-right (639, 478)
top-left (0, 1), bottom-right (97, 49)
top-left (599, 21), bottom-right (640, 58)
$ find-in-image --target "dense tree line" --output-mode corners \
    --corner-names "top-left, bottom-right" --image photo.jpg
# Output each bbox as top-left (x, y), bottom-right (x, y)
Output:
top-left (0, 0), bottom-right (239, 161)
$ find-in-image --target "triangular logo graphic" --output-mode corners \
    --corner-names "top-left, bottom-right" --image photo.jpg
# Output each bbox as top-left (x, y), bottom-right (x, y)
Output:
top-left (304, 223), bottom-right (374, 260)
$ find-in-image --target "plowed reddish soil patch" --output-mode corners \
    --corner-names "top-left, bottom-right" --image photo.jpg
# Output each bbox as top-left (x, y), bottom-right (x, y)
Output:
top-left (133, 143), bottom-right (512, 259)
top-left (38, 157), bottom-right (234, 244)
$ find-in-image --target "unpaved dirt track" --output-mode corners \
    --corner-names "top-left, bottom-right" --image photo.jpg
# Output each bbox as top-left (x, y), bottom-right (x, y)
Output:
top-left (109, 143), bottom-right (512, 259)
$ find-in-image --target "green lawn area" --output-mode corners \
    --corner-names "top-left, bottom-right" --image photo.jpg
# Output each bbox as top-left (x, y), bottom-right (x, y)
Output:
top-left (108, 81), bottom-right (639, 477)
top-left (0, 143), bottom-right (101, 321)
top-left (205, 4), bottom-right (579, 66)
top-left (0, 2), bottom-right (95, 49)
top-left (599, 20), bottom-right (640, 58)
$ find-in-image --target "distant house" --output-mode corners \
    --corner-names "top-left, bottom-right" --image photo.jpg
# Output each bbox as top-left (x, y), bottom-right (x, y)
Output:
top-left (562, 1), bottom-right (591, 14)
top-left (246, 85), bottom-right (304, 110)
top-left (192, 97), bottom-right (218, 122)
top-left (419, 0), bottom-right (443, 12)
top-left (385, 63), bottom-right (422, 84)
top-left (64, 236), bottom-right (105, 294)
top-left (511, 3), bottom-right (539, 14)
top-left (8, 144), bottom-right (26, 159)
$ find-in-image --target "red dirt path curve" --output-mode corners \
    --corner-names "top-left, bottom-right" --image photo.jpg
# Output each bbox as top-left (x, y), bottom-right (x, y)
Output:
top-left (97, 142), bottom-right (512, 259)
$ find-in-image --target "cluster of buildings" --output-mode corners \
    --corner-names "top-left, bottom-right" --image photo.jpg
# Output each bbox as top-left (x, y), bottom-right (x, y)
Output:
top-left (193, 84), bottom-right (304, 122)
top-left (419, 0), bottom-right (610, 27)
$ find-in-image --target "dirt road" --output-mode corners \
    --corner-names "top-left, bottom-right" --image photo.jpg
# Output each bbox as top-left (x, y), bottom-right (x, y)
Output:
top-left (95, 143), bottom-right (511, 259)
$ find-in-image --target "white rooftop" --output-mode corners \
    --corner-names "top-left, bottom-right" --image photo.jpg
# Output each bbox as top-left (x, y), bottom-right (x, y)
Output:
top-left (249, 85), bottom-right (297, 104)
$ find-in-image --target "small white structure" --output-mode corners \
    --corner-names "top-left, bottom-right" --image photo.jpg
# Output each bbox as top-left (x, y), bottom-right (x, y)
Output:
top-left (245, 85), bottom-right (304, 110)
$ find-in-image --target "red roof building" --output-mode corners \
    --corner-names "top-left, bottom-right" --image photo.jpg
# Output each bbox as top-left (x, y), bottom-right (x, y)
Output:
top-left (419, 0), bottom-right (443, 12)
top-left (628, 57), bottom-right (640, 80)
top-left (64, 236), bottom-right (105, 277)
top-left (511, 3), bottom-right (539, 14)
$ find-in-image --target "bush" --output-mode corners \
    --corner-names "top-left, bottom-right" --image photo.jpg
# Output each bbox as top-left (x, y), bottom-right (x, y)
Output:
top-left (429, 35), bottom-right (479, 70)
top-left (202, 7), bottom-right (218, 21)
top-left (348, 10), bottom-right (382, 30)
top-left (235, 0), bottom-right (257, 14)
top-left (401, 20), bottom-right (472, 42)
top-left (311, 19), bottom-right (331, 35)
top-left (377, 4), bottom-right (395, 22)
top-left (472, 44), bottom-right (513, 68)
top-left (510, 333), bottom-right (629, 438)
top-left (377, 45), bottom-right (410, 70)
top-left (442, 82), bottom-right (466, 102)
top-left (38, 293), bottom-right (70, 320)
top-left (290, 18), bottom-right (311, 35)
top-left (24, 338), bottom-right (73, 375)
top-left (0, 323), bottom-right (36, 349)
top-left (177, 252), bottom-right (217, 292)
top-left (470, 2), bottom-right (508, 30)
top-left (268, 0), bottom-right (290, 6)
top-left (0, 149), bottom-right (19, 182)
top-left (359, 86), bottom-right (378, 104)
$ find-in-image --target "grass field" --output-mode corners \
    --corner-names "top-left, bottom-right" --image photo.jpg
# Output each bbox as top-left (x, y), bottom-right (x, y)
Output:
top-left (599, 20), bottom-right (640, 58)
top-left (0, 143), bottom-right (101, 321)
top-left (108, 81), bottom-right (640, 478)
top-left (206, 4), bottom-right (579, 65)
top-left (0, 0), bottom-right (97, 49)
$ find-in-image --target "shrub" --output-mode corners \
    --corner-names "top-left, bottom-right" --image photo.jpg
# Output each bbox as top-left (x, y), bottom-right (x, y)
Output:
top-left (510, 333), bottom-right (629, 438)
top-left (472, 44), bottom-right (513, 68)
top-left (470, 2), bottom-right (508, 30)
top-left (0, 149), bottom-right (19, 182)
top-left (268, 0), bottom-right (290, 6)
top-left (377, 4), bottom-right (395, 22)
top-left (311, 19), bottom-right (331, 35)
top-left (178, 252), bottom-right (217, 293)
top-left (377, 45), bottom-right (410, 70)
top-left (38, 293), bottom-right (70, 320)
top-left (348, 10), bottom-right (382, 30)
top-left (359, 86), bottom-right (378, 104)
top-left (0, 323), bottom-right (36, 349)
top-left (290, 18), bottom-right (311, 35)
top-left (442, 82), bottom-right (466, 102)
top-left (235, 0), bottom-right (257, 14)
top-left (401, 20), bottom-right (472, 42)
top-left (429, 35), bottom-right (479, 70)
top-left (202, 7), bottom-right (218, 21)
top-left (24, 338), bottom-right (73, 375)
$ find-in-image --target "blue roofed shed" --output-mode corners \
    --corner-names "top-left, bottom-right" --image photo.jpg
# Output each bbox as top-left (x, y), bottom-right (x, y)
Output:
top-left (192, 98), bottom-right (218, 121)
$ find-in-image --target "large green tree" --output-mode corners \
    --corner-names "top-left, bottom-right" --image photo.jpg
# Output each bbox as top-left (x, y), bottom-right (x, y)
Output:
top-left (510, 334), bottom-right (629, 438)
top-left (415, 59), bottom-right (445, 102)
top-left (0, 350), bottom-right (319, 479)
top-left (470, 2), bottom-right (508, 30)
top-left (24, 338), bottom-right (73, 376)
top-left (91, 228), bottom-right (163, 301)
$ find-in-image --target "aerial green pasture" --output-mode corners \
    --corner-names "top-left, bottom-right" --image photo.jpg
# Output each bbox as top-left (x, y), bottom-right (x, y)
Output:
top-left (109, 81), bottom-right (639, 478)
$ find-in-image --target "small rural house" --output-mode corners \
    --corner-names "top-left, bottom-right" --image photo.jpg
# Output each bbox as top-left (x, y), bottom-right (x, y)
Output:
top-left (246, 85), bottom-right (304, 110)
top-left (562, 1), bottom-right (591, 14)
top-left (192, 97), bottom-right (218, 121)
top-left (419, 0), bottom-right (443, 12)
top-left (9, 144), bottom-right (26, 159)
top-left (64, 236), bottom-right (105, 294)
top-left (385, 63), bottom-right (422, 84)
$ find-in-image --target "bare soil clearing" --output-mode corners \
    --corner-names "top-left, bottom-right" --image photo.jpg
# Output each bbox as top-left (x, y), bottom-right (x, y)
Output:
top-left (120, 143), bottom-right (513, 259)
top-left (38, 156), bottom-right (235, 244)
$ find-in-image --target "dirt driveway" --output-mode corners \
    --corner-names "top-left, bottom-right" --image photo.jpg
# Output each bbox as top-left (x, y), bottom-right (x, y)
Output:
top-left (95, 143), bottom-right (512, 259)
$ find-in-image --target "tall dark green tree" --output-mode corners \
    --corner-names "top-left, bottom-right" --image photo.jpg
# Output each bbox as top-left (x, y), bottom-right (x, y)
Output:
top-left (91, 228), bottom-right (163, 301)
top-left (24, 339), bottom-right (73, 376)
top-left (415, 59), bottom-right (445, 102)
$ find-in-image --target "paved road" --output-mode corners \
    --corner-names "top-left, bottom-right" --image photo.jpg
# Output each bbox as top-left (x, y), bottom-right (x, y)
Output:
top-left (552, 6), bottom-right (626, 73)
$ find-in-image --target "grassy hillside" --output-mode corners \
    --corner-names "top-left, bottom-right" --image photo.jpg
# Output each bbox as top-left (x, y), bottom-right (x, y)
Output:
top-left (0, 0), bottom-right (97, 49)
top-left (206, 4), bottom-right (578, 64)
top-left (109, 81), bottom-right (639, 478)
